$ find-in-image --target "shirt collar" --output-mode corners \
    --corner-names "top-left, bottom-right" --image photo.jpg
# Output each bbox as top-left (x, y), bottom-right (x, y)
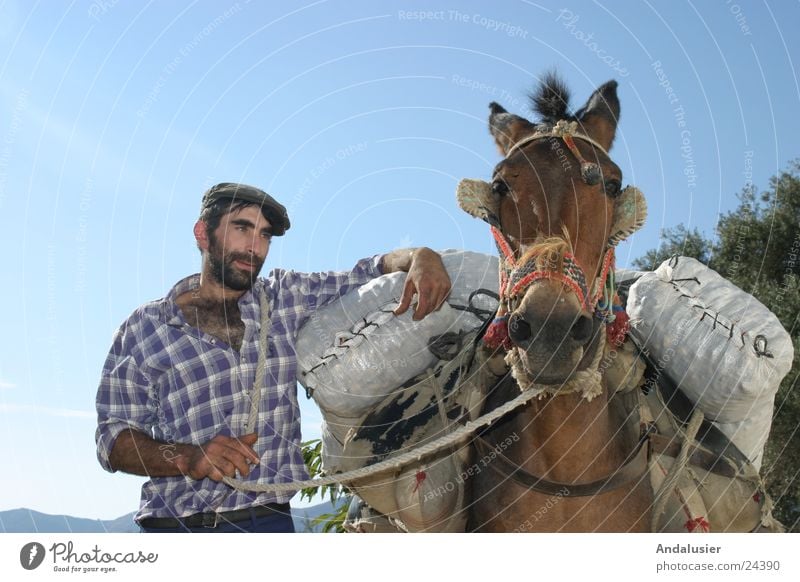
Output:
top-left (162, 274), bottom-right (200, 326)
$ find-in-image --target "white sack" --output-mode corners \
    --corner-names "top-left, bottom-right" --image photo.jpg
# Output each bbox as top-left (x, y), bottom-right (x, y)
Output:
top-left (627, 256), bottom-right (793, 423)
top-left (296, 250), bottom-right (499, 419)
top-left (714, 399), bottom-right (775, 471)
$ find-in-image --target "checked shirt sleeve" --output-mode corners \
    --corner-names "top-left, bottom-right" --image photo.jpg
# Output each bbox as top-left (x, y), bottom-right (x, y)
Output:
top-left (296, 254), bottom-right (384, 311)
top-left (95, 316), bottom-right (156, 473)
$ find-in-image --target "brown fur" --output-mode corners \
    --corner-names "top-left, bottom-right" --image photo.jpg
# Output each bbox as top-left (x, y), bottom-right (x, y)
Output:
top-left (469, 378), bottom-right (652, 532)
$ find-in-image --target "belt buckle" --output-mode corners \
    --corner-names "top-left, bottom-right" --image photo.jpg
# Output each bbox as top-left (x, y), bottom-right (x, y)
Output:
top-left (202, 512), bottom-right (219, 529)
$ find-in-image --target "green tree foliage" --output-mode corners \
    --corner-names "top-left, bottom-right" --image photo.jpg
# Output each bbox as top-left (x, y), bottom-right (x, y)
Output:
top-left (632, 224), bottom-right (714, 270)
top-left (300, 439), bottom-right (349, 533)
top-left (634, 160), bottom-right (800, 531)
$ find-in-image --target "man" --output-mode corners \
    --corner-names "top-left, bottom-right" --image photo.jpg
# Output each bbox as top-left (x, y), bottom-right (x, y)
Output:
top-left (95, 182), bottom-right (451, 532)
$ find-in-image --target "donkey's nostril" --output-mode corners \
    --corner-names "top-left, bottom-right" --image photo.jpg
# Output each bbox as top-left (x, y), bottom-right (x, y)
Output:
top-left (571, 315), bottom-right (593, 344)
top-left (508, 313), bottom-right (532, 344)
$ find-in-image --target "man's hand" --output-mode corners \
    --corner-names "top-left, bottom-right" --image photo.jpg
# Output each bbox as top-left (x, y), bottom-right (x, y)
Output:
top-left (108, 428), bottom-right (261, 481)
top-left (390, 248), bottom-right (451, 320)
top-left (183, 433), bottom-right (260, 482)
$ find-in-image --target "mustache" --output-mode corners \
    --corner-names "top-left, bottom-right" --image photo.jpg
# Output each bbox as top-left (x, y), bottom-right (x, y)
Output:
top-left (227, 252), bottom-right (263, 269)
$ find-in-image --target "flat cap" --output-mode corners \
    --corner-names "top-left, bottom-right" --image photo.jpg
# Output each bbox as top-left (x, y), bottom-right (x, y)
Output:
top-left (201, 182), bottom-right (290, 236)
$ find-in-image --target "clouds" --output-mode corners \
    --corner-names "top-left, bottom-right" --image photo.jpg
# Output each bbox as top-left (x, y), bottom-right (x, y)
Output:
top-left (0, 402), bottom-right (94, 419)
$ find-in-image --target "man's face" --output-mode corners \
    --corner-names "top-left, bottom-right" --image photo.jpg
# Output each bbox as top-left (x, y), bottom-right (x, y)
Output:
top-left (206, 205), bottom-right (272, 291)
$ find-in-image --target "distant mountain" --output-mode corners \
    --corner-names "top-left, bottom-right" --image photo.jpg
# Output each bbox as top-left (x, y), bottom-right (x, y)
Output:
top-left (0, 503), bottom-right (338, 533)
top-left (0, 508), bottom-right (138, 533)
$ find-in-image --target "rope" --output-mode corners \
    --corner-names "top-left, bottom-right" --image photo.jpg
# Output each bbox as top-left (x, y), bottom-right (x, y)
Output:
top-left (221, 365), bottom-right (543, 493)
top-left (650, 407), bottom-right (704, 532)
top-left (505, 120), bottom-right (610, 158)
top-left (430, 368), bottom-right (450, 427)
top-left (246, 292), bottom-right (271, 434)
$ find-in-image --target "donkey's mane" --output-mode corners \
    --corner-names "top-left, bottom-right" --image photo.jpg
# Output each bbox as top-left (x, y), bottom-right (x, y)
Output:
top-left (530, 71), bottom-right (574, 123)
top-left (518, 234), bottom-right (573, 274)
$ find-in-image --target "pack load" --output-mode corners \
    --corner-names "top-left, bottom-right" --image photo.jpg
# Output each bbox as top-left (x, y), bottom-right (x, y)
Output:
top-left (296, 250), bottom-right (499, 421)
top-left (295, 250), bottom-right (500, 532)
top-left (318, 330), bottom-right (499, 533)
top-left (626, 256), bottom-right (793, 469)
top-left (294, 252), bottom-right (792, 530)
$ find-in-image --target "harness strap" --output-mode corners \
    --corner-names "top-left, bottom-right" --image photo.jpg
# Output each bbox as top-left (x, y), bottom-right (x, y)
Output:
top-left (509, 252), bottom-right (591, 310)
top-left (648, 433), bottom-right (738, 479)
top-left (505, 120), bottom-right (608, 186)
top-left (473, 423), bottom-right (653, 497)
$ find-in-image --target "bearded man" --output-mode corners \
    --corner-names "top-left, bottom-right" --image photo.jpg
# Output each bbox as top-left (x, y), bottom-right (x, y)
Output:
top-left (95, 183), bottom-right (451, 532)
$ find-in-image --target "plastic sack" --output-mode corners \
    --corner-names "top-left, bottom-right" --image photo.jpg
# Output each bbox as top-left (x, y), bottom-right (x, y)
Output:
top-left (296, 250), bottom-right (498, 419)
top-left (627, 256), bottom-right (793, 424)
top-left (714, 399), bottom-right (775, 471)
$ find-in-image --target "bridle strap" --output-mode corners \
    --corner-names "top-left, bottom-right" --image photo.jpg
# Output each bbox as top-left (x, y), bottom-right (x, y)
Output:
top-left (505, 120), bottom-right (610, 159)
top-left (509, 252), bottom-right (592, 311)
top-left (483, 118), bottom-right (622, 351)
top-left (473, 423), bottom-right (654, 497)
top-left (490, 120), bottom-right (617, 311)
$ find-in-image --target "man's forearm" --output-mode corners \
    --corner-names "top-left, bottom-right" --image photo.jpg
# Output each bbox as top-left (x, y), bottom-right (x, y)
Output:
top-left (109, 428), bottom-right (194, 477)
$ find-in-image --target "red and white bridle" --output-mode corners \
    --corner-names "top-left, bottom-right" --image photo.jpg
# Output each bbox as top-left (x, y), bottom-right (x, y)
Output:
top-left (482, 121), bottom-right (626, 351)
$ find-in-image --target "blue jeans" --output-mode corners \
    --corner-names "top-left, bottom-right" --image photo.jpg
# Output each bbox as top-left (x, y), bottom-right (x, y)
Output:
top-left (139, 508), bottom-right (295, 533)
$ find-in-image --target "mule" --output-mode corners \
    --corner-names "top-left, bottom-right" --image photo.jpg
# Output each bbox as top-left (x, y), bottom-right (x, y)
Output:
top-left (337, 73), bottom-right (776, 533)
top-left (465, 74), bottom-right (656, 532)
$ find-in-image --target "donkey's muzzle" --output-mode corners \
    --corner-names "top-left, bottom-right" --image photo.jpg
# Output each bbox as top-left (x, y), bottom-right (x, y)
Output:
top-left (508, 310), bottom-right (593, 348)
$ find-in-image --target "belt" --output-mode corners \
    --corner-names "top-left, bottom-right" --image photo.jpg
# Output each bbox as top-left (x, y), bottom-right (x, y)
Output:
top-left (138, 502), bottom-right (291, 529)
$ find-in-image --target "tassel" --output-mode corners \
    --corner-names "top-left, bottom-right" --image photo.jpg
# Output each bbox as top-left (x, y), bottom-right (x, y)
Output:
top-left (684, 516), bottom-right (710, 533)
top-left (483, 315), bottom-right (512, 351)
top-left (606, 307), bottom-right (630, 347)
top-left (580, 161), bottom-right (602, 185)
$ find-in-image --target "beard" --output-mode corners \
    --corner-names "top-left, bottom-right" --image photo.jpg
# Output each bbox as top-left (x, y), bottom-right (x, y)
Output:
top-left (207, 232), bottom-right (265, 291)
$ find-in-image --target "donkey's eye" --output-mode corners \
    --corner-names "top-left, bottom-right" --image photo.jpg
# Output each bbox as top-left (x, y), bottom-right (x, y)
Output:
top-left (604, 179), bottom-right (621, 198)
top-left (492, 180), bottom-right (510, 196)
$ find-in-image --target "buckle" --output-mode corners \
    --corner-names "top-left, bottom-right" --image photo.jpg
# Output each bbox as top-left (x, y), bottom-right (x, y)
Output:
top-left (201, 512), bottom-right (219, 529)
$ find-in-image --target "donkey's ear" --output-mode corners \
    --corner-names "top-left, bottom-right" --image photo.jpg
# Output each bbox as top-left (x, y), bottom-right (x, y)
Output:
top-left (575, 80), bottom-right (620, 152)
top-left (489, 102), bottom-right (536, 156)
top-left (456, 179), bottom-right (501, 227)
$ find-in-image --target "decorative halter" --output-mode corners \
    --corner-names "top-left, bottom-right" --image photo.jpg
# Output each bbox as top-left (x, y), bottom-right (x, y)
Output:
top-left (493, 226), bottom-right (598, 311)
top-left (483, 225), bottom-right (620, 352)
top-left (456, 120), bottom-right (647, 356)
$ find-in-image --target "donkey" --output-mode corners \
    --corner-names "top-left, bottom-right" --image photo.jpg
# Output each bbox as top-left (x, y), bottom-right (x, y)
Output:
top-left (339, 74), bottom-right (775, 534)
top-left (462, 74), bottom-right (654, 532)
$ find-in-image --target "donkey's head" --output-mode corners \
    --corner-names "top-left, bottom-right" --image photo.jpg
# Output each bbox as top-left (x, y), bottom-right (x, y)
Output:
top-left (461, 73), bottom-right (644, 385)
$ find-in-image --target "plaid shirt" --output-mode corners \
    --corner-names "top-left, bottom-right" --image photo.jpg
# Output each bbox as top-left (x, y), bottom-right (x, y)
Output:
top-left (95, 256), bottom-right (382, 521)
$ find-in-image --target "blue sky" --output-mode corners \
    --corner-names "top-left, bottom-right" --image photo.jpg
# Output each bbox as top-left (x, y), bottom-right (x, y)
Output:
top-left (0, 0), bottom-right (798, 520)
